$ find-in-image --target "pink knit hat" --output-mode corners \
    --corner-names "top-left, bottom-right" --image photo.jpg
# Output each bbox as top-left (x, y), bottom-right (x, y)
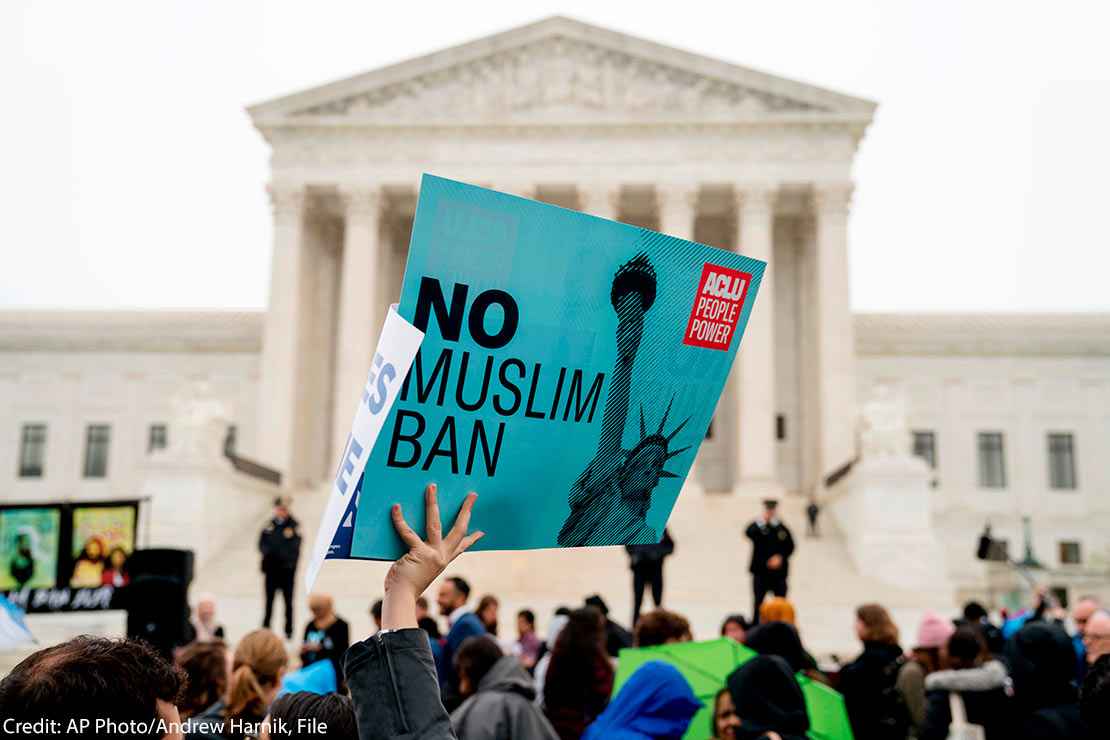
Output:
top-left (916, 610), bottom-right (955, 649)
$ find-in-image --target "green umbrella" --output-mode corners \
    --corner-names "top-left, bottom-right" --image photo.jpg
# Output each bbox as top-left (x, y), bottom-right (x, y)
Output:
top-left (613, 638), bottom-right (854, 740)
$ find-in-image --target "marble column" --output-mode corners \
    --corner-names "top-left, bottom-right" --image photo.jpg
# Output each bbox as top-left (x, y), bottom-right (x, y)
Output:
top-left (578, 183), bottom-right (621, 221)
top-left (735, 185), bottom-right (779, 490)
top-left (813, 183), bottom-right (857, 491)
top-left (656, 184), bottom-right (697, 239)
top-left (256, 184), bottom-right (307, 485)
top-left (332, 185), bottom-right (383, 465)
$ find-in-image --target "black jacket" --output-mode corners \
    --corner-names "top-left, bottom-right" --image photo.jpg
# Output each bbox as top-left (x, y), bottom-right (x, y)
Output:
top-left (726, 655), bottom-right (810, 740)
top-left (745, 519), bottom-right (794, 577)
top-left (1005, 622), bottom-right (1092, 739)
top-left (920, 660), bottom-right (1014, 740)
top-left (625, 528), bottom-right (674, 568)
top-left (259, 515), bottom-right (301, 572)
top-left (346, 628), bottom-right (455, 740)
top-left (838, 641), bottom-right (907, 740)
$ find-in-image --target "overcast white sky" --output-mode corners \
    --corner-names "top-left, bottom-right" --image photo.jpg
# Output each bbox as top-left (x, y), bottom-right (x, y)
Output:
top-left (2, 1), bottom-right (1108, 312)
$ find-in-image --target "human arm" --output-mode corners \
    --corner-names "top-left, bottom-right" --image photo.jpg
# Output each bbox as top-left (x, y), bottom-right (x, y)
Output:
top-left (896, 661), bottom-right (927, 730)
top-left (780, 525), bottom-right (795, 559)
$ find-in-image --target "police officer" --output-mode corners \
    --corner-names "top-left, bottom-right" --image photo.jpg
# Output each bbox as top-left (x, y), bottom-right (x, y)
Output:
top-left (745, 499), bottom-right (795, 624)
top-left (259, 496), bottom-right (301, 639)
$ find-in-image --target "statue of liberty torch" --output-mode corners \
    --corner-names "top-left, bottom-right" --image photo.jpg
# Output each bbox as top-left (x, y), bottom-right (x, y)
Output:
top-left (558, 253), bottom-right (690, 547)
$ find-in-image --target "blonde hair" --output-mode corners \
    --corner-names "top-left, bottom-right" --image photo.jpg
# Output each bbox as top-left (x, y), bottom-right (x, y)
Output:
top-left (226, 629), bottom-right (287, 720)
top-left (759, 597), bottom-right (796, 626)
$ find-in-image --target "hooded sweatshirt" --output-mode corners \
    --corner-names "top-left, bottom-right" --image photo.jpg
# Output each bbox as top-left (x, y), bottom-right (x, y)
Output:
top-left (582, 661), bottom-right (701, 740)
top-left (451, 655), bottom-right (559, 740)
top-left (727, 655), bottom-right (810, 740)
top-left (1005, 622), bottom-right (1092, 739)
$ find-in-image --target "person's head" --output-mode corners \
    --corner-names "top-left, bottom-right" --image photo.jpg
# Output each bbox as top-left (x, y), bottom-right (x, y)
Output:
top-left (454, 635), bottom-right (503, 698)
top-left (586, 661), bottom-right (700, 739)
top-left (761, 499), bottom-right (778, 523)
top-left (583, 594), bottom-right (610, 618)
top-left (914, 610), bottom-right (955, 652)
top-left (744, 621), bottom-right (808, 673)
top-left (962, 601), bottom-right (989, 623)
top-left (83, 536), bottom-right (105, 561)
top-left (720, 615), bottom-right (749, 644)
top-left (0, 636), bottom-right (184, 739)
top-left (437, 576), bottom-right (470, 615)
top-left (547, 608), bottom-right (608, 682)
top-left (108, 546), bottom-right (128, 569)
top-left (415, 596), bottom-right (430, 621)
top-left (518, 609), bottom-right (536, 638)
top-left (228, 629), bottom-right (288, 720)
top-left (262, 691), bottom-right (357, 740)
top-left (418, 615), bottom-right (442, 639)
top-left (1083, 610), bottom-right (1110, 665)
top-left (196, 593), bottom-right (217, 623)
top-left (273, 496), bottom-right (290, 520)
top-left (308, 593), bottom-right (335, 621)
top-left (712, 687), bottom-right (741, 740)
top-left (370, 599), bottom-right (383, 630)
top-left (1073, 596), bottom-right (1101, 636)
top-left (944, 625), bottom-right (988, 670)
top-left (759, 597), bottom-right (796, 626)
top-left (634, 609), bottom-right (692, 647)
top-left (726, 655), bottom-right (810, 738)
top-left (175, 641), bottom-right (229, 719)
top-left (1005, 621), bottom-right (1078, 708)
top-left (855, 603), bottom-right (899, 646)
top-left (476, 594), bottom-right (499, 633)
top-left (1081, 654), bottom-right (1110, 733)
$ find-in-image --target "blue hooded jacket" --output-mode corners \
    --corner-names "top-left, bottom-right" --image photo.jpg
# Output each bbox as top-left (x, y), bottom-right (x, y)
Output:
top-left (582, 660), bottom-right (702, 740)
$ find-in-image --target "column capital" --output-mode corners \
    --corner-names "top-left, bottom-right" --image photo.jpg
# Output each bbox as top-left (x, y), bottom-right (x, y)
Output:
top-left (734, 184), bottom-right (779, 214)
top-left (267, 183), bottom-right (306, 216)
top-left (813, 182), bottom-right (855, 214)
top-left (338, 185), bottom-right (383, 219)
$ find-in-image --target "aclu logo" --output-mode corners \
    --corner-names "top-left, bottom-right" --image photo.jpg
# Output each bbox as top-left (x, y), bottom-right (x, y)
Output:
top-left (682, 263), bottom-right (752, 351)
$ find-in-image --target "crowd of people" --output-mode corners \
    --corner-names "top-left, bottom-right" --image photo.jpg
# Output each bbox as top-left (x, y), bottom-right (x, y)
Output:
top-left (0, 485), bottom-right (1108, 740)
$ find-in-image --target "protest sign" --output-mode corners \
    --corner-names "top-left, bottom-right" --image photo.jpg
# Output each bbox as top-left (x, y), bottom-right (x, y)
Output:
top-left (328, 175), bottom-right (765, 562)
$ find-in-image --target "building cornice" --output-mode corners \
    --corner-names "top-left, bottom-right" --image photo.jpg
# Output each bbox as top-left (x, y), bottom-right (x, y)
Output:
top-left (0, 311), bottom-right (263, 354)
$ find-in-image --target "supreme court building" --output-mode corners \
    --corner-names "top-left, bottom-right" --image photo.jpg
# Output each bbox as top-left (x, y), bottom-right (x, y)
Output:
top-left (3, 17), bottom-right (1108, 648)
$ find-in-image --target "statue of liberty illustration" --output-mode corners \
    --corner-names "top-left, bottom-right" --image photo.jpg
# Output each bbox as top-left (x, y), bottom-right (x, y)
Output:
top-left (558, 253), bottom-right (691, 547)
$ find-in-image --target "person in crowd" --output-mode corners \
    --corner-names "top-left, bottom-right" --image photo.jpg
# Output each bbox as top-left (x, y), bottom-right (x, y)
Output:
top-left (726, 654), bottom-right (811, 740)
top-left (543, 607), bottom-right (615, 740)
top-left (625, 527), bottom-right (674, 628)
top-left (633, 608), bottom-right (692, 647)
top-left (582, 660), bottom-right (701, 740)
top-left (450, 635), bottom-right (559, 739)
top-left (960, 601), bottom-right (1004, 655)
top-left (745, 499), bottom-right (794, 624)
top-left (710, 687), bottom-right (740, 740)
top-left (370, 599), bottom-right (383, 632)
top-left (743, 620), bottom-right (824, 683)
top-left (436, 574), bottom-right (486, 708)
top-left (919, 625), bottom-right (1013, 740)
top-left (1005, 621), bottom-right (1092, 739)
top-left (1083, 609), bottom-right (1110, 666)
top-left (417, 595), bottom-right (431, 620)
top-left (0, 636), bottom-right (185, 740)
top-left (70, 535), bottom-right (107, 587)
top-left (187, 593), bottom-right (226, 643)
top-left (176, 641), bottom-right (229, 720)
top-left (584, 593), bottom-right (633, 657)
top-left (262, 692), bottom-right (358, 740)
top-left (1072, 595), bottom-right (1100, 677)
top-left (533, 612), bottom-right (569, 708)
top-left (421, 613), bottom-right (443, 639)
top-left (190, 629), bottom-right (289, 740)
top-left (720, 614), bottom-right (749, 644)
top-left (476, 594), bottom-right (500, 636)
top-left (759, 597), bottom-right (796, 626)
top-left (805, 498), bottom-right (820, 538)
top-left (838, 603), bottom-right (910, 740)
top-left (301, 593), bottom-right (350, 687)
top-left (1081, 654), bottom-right (1110, 734)
top-left (259, 496), bottom-right (301, 640)
top-left (895, 610), bottom-right (954, 737)
top-left (102, 546), bottom-right (130, 587)
top-left (515, 608), bottom-right (543, 670)
top-left (344, 483), bottom-right (484, 740)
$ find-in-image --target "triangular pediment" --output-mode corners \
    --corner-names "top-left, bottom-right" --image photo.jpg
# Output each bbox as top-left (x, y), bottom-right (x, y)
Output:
top-left (249, 17), bottom-right (875, 127)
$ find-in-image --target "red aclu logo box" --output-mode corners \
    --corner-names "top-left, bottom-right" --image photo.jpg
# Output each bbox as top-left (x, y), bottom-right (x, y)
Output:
top-left (683, 263), bottom-right (752, 351)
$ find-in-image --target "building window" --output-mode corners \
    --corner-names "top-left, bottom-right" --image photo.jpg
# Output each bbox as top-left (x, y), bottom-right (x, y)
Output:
top-left (912, 430), bottom-right (937, 468)
top-left (1047, 433), bottom-right (1077, 490)
top-left (224, 424), bottom-right (238, 457)
top-left (148, 424), bottom-right (168, 453)
top-left (83, 424), bottom-right (111, 478)
top-left (1058, 541), bottom-right (1081, 565)
top-left (987, 538), bottom-right (1010, 562)
top-left (977, 431), bottom-right (1007, 489)
top-left (18, 424), bottom-right (47, 478)
top-left (775, 414), bottom-right (786, 441)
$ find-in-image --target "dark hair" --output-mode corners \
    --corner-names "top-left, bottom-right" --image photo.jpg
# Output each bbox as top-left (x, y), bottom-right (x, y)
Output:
top-left (583, 594), bottom-right (609, 615)
top-left (175, 641), bottom-right (228, 719)
top-left (455, 636), bottom-right (503, 697)
top-left (0, 636), bottom-right (183, 735)
top-left (555, 605), bottom-right (572, 616)
top-left (544, 607), bottom-right (612, 711)
top-left (447, 576), bottom-right (471, 599)
top-left (416, 596), bottom-right (429, 610)
top-left (370, 599), bottom-right (383, 621)
top-left (946, 625), bottom-right (988, 670)
top-left (634, 609), bottom-right (692, 647)
top-left (418, 616), bottom-right (442, 639)
top-left (857, 603), bottom-right (899, 645)
top-left (963, 601), bottom-right (989, 622)
top-left (711, 687), bottom-right (731, 737)
top-left (518, 609), bottom-right (536, 626)
top-left (1081, 654), bottom-right (1110, 732)
top-left (268, 691), bottom-right (357, 740)
top-left (720, 614), bottom-right (749, 636)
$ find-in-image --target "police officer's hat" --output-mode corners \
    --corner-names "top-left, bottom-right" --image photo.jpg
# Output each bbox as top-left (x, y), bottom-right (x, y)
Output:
top-left (761, 498), bottom-right (779, 510)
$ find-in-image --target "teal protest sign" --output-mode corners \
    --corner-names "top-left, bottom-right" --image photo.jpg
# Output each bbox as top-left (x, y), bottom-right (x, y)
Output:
top-left (345, 175), bottom-right (764, 560)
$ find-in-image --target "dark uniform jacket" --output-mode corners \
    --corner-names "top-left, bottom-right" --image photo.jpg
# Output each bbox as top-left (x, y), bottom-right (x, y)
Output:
top-left (259, 515), bottom-right (301, 572)
top-left (624, 528), bottom-right (674, 567)
top-left (745, 519), bottom-right (795, 577)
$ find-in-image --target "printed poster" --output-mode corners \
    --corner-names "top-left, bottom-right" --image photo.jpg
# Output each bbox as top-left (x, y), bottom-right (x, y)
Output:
top-left (70, 505), bottom-right (136, 588)
top-left (0, 507), bottom-right (60, 591)
top-left (343, 175), bottom-right (765, 560)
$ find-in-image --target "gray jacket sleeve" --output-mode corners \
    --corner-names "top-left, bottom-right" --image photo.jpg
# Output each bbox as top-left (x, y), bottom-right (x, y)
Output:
top-left (345, 628), bottom-right (457, 740)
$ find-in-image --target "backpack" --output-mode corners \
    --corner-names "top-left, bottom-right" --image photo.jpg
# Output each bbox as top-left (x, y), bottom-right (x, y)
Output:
top-left (874, 655), bottom-right (912, 737)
